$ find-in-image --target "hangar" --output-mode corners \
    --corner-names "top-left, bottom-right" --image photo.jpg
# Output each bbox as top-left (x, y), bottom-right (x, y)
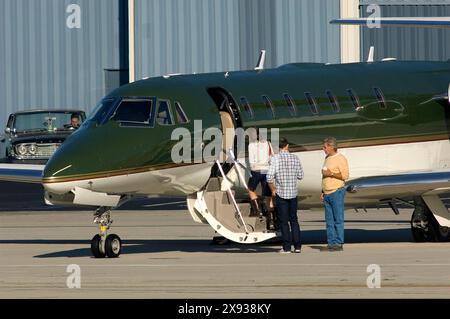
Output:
top-left (1, 0), bottom-right (450, 128)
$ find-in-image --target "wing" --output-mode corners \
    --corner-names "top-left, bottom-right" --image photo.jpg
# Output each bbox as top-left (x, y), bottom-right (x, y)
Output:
top-left (330, 17), bottom-right (450, 29)
top-left (345, 171), bottom-right (450, 227)
top-left (346, 171), bottom-right (450, 199)
top-left (0, 163), bottom-right (44, 184)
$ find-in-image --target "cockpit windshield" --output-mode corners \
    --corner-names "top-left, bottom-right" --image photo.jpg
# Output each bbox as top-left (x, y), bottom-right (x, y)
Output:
top-left (86, 98), bottom-right (117, 125)
top-left (86, 97), bottom-right (156, 127)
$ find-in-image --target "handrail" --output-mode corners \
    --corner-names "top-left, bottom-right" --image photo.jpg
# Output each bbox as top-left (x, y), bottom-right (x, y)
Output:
top-left (215, 159), bottom-right (249, 234)
top-left (227, 148), bottom-right (250, 191)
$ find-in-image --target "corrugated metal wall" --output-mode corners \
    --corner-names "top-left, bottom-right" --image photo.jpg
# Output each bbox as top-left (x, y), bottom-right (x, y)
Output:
top-left (0, 0), bottom-right (340, 129)
top-left (272, 0), bottom-right (340, 66)
top-left (0, 0), bottom-right (121, 128)
top-left (134, 0), bottom-right (340, 79)
top-left (360, 0), bottom-right (450, 61)
top-left (134, 0), bottom-right (241, 78)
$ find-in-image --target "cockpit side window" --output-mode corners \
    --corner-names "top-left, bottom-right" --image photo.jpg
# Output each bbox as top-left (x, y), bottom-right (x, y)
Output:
top-left (156, 100), bottom-right (174, 126)
top-left (174, 102), bottom-right (190, 124)
top-left (111, 99), bottom-right (154, 126)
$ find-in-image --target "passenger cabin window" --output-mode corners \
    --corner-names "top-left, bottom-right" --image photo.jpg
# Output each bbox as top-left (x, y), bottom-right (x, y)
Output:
top-left (283, 93), bottom-right (297, 116)
top-left (111, 99), bottom-right (153, 126)
top-left (373, 87), bottom-right (386, 109)
top-left (347, 89), bottom-right (361, 110)
top-left (240, 97), bottom-right (254, 119)
top-left (262, 95), bottom-right (275, 118)
top-left (304, 92), bottom-right (318, 115)
top-left (174, 102), bottom-right (189, 123)
top-left (156, 100), bottom-right (174, 126)
top-left (326, 90), bottom-right (340, 113)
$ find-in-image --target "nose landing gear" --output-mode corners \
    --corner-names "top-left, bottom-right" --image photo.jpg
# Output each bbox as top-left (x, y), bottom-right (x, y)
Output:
top-left (90, 207), bottom-right (122, 258)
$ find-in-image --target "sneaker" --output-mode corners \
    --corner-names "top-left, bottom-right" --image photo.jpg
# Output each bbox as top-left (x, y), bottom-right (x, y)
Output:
top-left (321, 245), bottom-right (343, 252)
top-left (294, 248), bottom-right (301, 253)
top-left (330, 245), bottom-right (344, 251)
top-left (279, 249), bottom-right (291, 254)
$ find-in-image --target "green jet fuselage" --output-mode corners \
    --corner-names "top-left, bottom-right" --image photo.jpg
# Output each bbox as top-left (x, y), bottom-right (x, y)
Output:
top-left (42, 60), bottom-right (450, 202)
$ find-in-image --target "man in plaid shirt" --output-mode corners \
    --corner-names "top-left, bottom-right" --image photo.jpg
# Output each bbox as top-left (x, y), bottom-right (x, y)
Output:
top-left (266, 137), bottom-right (304, 253)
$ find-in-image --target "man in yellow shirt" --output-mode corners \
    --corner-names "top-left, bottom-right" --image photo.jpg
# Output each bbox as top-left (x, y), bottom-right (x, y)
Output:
top-left (320, 137), bottom-right (349, 252)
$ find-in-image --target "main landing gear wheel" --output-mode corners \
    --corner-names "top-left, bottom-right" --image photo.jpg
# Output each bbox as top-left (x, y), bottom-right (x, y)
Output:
top-left (411, 197), bottom-right (450, 242)
top-left (411, 199), bottom-right (437, 242)
top-left (105, 234), bottom-right (122, 258)
top-left (90, 207), bottom-right (123, 258)
top-left (91, 234), bottom-right (105, 258)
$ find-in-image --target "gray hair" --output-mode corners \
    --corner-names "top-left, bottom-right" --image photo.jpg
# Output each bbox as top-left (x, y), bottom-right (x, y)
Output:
top-left (323, 137), bottom-right (337, 150)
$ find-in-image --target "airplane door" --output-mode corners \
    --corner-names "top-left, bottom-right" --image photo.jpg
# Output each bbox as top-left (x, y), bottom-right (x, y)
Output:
top-left (207, 87), bottom-right (242, 163)
top-left (219, 111), bottom-right (235, 158)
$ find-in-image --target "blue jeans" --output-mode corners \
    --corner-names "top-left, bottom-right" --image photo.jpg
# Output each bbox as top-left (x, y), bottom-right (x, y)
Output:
top-left (323, 187), bottom-right (345, 246)
top-left (275, 195), bottom-right (301, 251)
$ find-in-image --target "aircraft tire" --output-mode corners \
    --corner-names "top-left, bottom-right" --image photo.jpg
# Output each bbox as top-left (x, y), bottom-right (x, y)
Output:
top-left (105, 234), bottom-right (122, 258)
top-left (428, 214), bottom-right (450, 242)
top-left (410, 207), bottom-right (450, 242)
top-left (411, 204), bottom-right (440, 242)
top-left (411, 225), bottom-right (427, 242)
top-left (91, 234), bottom-right (106, 258)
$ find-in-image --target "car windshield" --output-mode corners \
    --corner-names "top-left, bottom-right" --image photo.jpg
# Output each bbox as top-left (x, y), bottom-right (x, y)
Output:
top-left (13, 111), bottom-right (85, 133)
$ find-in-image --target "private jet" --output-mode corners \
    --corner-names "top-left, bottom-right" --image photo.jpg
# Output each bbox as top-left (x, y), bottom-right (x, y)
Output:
top-left (1, 17), bottom-right (450, 258)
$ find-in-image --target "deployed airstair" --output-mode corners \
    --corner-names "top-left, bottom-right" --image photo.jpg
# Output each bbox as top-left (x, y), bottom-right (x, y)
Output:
top-left (187, 150), bottom-right (277, 243)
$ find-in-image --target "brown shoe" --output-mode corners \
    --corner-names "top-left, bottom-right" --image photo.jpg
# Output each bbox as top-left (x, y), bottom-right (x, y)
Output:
top-left (249, 199), bottom-right (262, 217)
top-left (266, 209), bottom-right (276, 230)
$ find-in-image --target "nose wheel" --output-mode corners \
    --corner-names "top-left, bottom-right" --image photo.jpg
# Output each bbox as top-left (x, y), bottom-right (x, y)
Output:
top-left (90, 207), bottom-right (122, 258)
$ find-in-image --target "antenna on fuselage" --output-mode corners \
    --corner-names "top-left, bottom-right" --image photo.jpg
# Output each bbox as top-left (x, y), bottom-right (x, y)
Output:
top-left (367, 46), bottom-right (374, 63)
top-left (255, 50), bottom-right (266, 70)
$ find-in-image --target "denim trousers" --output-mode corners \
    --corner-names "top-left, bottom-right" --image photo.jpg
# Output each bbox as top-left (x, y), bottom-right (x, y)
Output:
top-left (323, 187), bottom-right (345, 246)
top-left (275, 195), bottom-right (301, 251)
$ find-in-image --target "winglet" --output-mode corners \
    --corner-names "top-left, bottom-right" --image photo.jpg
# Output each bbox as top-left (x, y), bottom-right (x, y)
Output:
top-left (255, 50), bottom-right (266, 70)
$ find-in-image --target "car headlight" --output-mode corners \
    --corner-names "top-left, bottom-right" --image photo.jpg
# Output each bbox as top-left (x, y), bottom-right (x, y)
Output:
top-left (28, 144), bottom-right (37, 155)
top-left (16, 144), bottom-right (27, 155)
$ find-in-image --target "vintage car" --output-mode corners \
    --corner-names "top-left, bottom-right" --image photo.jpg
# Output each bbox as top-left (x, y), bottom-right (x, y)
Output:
top-left (0, 109), bottom-right (86, 164)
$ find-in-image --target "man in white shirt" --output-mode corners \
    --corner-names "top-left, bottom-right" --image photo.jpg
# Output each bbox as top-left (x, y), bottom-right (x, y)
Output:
top-left (247, 128), bottom-right (274, 229)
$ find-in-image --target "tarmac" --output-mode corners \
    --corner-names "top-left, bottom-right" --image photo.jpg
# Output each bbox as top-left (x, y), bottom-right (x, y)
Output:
top-left (1, 187), bottom-right (450, 299)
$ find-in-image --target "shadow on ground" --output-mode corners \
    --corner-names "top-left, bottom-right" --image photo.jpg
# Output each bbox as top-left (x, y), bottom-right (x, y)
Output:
top-left (0, 228), bottom-right (414, 258)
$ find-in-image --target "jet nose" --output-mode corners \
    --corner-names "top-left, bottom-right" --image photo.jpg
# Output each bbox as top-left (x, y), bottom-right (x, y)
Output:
top-left (43, 122), bottom-right (118, 194)
top-left (43, 128), bottom-right (97, 194)
top-left (43, 146), bottom-right (77, 194)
